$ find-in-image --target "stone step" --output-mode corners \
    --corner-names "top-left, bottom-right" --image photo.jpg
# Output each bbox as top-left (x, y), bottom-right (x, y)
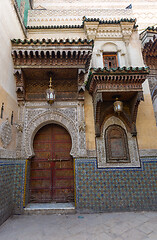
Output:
top-left (24, 203), bottom-right (76, 215)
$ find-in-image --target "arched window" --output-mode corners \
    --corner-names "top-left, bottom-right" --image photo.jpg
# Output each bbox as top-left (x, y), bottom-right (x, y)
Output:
top-left (103, 52), bottom-right (118, 69)
top-left (105, 125), bottom-right (130, 163)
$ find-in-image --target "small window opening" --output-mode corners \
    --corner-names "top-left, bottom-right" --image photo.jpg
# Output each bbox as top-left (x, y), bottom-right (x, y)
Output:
top-left (1, 103), bottom-right (4, 119)
top-left (103, 52), bottom-right (118, 69)
top-left (11, 111), bottom-right (14, 125)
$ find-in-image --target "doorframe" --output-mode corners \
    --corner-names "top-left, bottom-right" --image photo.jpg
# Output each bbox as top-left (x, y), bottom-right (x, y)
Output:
top-left (28, 123), bottom-right (75, 204)
top-left (24, 110), bottom-right (80, 159)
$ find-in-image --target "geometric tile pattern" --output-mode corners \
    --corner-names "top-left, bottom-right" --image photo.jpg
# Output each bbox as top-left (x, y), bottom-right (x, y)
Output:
top-left (24, 161), bottom-right (30, 207)
top-left (0, 157), bottom-right (157, 226)
top-left (0, 162), bottom-right (14, 225)
top-left (13, 161), bottom-right (26, 213)
top-left (0, 160), bottom-right (26, 225)
top-left (75, 157), bottom-right (157, 212)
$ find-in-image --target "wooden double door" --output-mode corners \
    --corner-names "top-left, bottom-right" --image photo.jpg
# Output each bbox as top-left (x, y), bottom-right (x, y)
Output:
top-left (29, 124), bottom-right (74, 203)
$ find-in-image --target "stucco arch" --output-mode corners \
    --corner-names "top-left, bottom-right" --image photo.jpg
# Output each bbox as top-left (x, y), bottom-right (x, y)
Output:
top-left (96, 116), bottom-right (140, 168)
top-left (24, 110), bottom-right (78, 159)
top-left (101, 42), bottom-right (120, 52)
top-left (102, 116), bottom-right (127, 136)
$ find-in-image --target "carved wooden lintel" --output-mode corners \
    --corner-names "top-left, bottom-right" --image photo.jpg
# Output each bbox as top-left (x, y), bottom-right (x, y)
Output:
top-left (78, 69), bottom-right (86, 100)
top-left (130, 91), bottom-right (144, 136)
top-left (95, 101), bottom-right (102, 137)
top-left (14, 69), bottom-right (25, 101)
top-left (89, 74), bottom-right (147, 95)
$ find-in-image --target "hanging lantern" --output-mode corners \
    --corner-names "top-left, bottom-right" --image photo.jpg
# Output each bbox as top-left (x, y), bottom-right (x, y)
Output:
top-left (113, 98), bottom-right (123, 115)
top-left (46, 74), bottom-right (55, 104)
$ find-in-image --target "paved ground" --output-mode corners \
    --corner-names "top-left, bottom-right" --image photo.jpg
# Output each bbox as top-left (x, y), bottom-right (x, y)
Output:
top-left (0, 212), bottom-right (157, 240)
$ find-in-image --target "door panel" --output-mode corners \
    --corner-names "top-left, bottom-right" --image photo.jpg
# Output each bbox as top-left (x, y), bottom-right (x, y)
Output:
top-left (29, 124), bottom-right (74, 203)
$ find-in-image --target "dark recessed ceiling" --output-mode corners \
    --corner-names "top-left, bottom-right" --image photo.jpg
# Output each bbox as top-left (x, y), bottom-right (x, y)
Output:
top-left (102, 91), bottom-right (138, 101)
top-left (23, 68), bottom-right (78, 81)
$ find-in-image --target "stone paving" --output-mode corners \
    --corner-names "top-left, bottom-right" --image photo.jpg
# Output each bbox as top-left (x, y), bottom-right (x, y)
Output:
top-left (0, 211), bottom-right (157, 240)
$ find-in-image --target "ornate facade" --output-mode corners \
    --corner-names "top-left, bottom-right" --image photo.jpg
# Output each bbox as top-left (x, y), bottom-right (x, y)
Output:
top-left (141, 27), bottom-right (157, 125)
top-left (0, 0), bottom-right (157, 224)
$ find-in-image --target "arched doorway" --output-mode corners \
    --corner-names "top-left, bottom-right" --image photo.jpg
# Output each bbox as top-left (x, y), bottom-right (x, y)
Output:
top-left (29, 124), bottom-right (74, 203)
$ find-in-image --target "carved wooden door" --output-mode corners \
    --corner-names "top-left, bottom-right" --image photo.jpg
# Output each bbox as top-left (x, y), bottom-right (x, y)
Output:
top-left (29, 124), bottom-right (74, 203)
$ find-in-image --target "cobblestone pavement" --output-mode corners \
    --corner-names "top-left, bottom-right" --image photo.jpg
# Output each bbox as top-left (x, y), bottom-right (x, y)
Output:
top-left (0, 212), bottom-right (157, 240)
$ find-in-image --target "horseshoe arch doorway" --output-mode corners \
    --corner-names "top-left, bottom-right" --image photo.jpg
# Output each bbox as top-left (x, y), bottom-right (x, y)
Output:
top-left (29, 123), bottom-right (74, 203)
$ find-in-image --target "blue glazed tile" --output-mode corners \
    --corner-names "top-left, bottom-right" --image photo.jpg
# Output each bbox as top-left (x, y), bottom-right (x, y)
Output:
top-left (75, 157), bottom-right (157, 212)
top-left (0, 159), bottom-right (26, 224)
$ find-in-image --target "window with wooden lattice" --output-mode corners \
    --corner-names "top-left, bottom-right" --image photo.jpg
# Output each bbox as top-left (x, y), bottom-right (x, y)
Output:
top-left (103, 53), bottom-right (118, 69)
top-left (105, 125), bottom-right (130, 163)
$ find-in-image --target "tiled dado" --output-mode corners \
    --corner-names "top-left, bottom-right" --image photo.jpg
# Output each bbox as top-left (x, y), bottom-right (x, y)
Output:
top-left (13, 160), bottom-right (26, 213)
top-left (0, 163), bottom-right (14, 225)
top-left (75, 158), bottom-right (157, 212)
top-left (0, 157), bottom-right (157, 224)
top-left (0, 159), bottom-right (26, 225)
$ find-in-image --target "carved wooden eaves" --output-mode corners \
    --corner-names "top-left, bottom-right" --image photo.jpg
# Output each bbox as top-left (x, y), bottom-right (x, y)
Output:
top-left (142, 38), bottom-right (157, 68)
top-left (11, 39), bottom-right (93, 70)
top-left (86, 67), bottom-right (149, 137)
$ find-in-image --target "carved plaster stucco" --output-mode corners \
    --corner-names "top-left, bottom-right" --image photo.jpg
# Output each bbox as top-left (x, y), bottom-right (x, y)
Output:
top-left (26, 107), bottom-right (77, 125)
top-left (21, 106), bottom-right (86, 159)
top-left (96, 116), bottom-right (140, 168)
top-left (0, 120), bottom-right (12, 149)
